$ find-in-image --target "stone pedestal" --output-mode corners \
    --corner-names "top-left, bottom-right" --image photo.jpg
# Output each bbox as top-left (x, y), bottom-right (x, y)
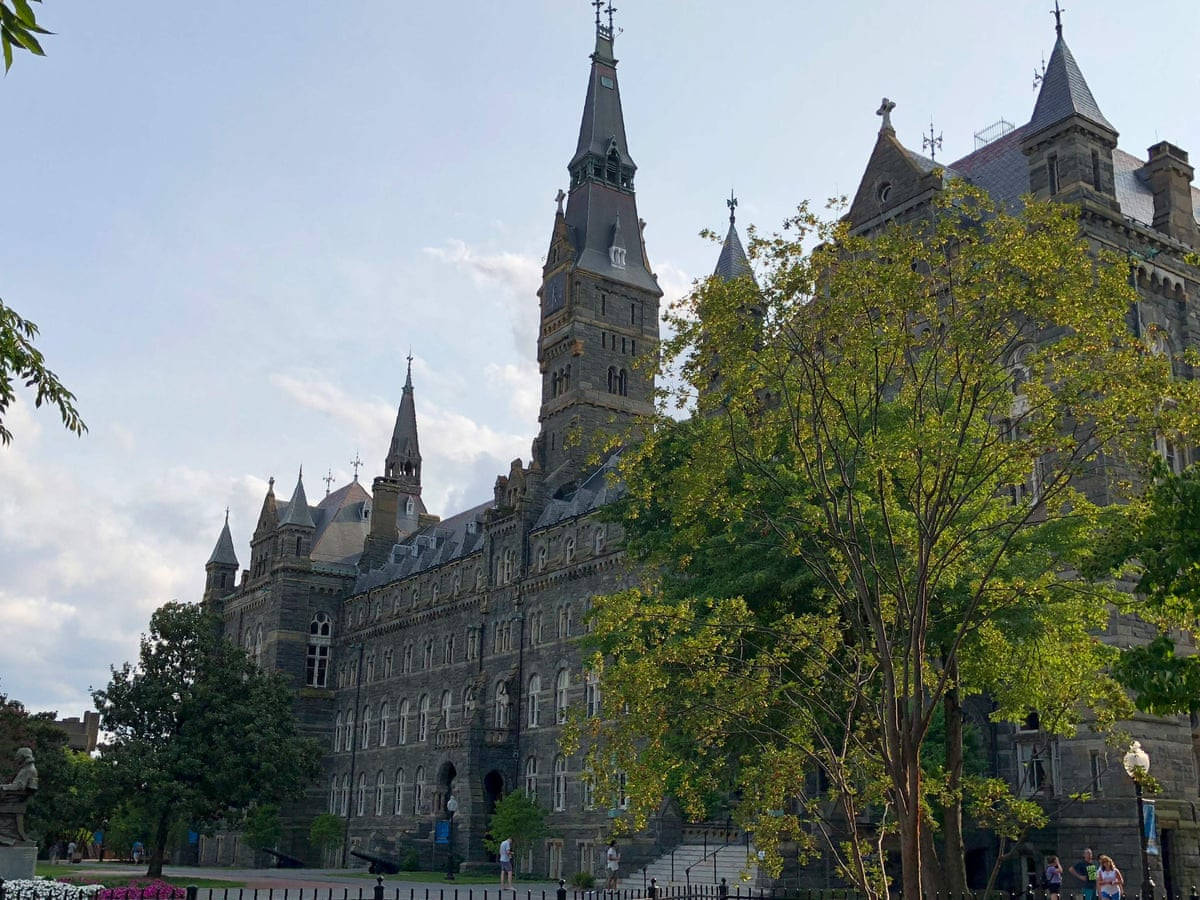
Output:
top-left (0, 842), bottom-right (37, 880)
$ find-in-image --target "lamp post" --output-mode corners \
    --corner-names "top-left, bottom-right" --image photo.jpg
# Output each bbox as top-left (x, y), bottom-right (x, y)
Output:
top-left (445, 794), bottom-right (458, 880)
top-left (1122, 741), bottom-right (1155, 900)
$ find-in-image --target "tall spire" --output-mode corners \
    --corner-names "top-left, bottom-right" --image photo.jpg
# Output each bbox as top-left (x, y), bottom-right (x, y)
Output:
top-left (254, 476), bottom-right (278, 534)
top-left (385, 360), bottom-right (421, 482)
top-left (207, 510), bottom-right (239, 567)
top-left (714, 192), bottom-right (755, 282)
top-left (563, 3), bottom-right (660, 296)
top-left (1027, 19), bottom-right (1114, 137)
top-left (281, 467), bottom-right (315, 527)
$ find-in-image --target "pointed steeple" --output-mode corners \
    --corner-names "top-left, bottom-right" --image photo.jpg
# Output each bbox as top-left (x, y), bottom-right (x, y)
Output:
top-left (714, 193), bottom-right (755, 282)
top-left (385, 355), bottom-right (421, 482)
top-left (281, 467), bottom-right (316, 527)
top-left (562, 5), bottom-right (661, 296)
top-left (207, 509), bottom-right (239, 567)
top-left (254, 477), bottom-right (278, 534)
top-left (1028, 30), bottom-right (1114, 138)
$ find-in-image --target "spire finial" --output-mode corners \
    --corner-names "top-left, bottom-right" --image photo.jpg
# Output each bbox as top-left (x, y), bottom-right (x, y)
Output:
top-left (224, 507), bottom-right (230, 524)
top-left (323, 468), bottom-right (334, 496)
top-left (727, 190), bottom-right (738, 225)
top-left (555, 189), bottom-right (566, 215)
top-left (876, 97), bottom-right (896, 133)
top-left (268, 476), bottom-right (275, 492)
top-left (1052, 0), bottom-right (1065, 38)
top-left (607, 1), bottom-right (616, 34)
top-left (351, 451), bottom-right (363, 482)
top-left (592, 0), bottom-right (603, 30)
top-left (405, 350), bottom-right (414, 389)
top-left (922, 117), bottom-right (943, 161)
top-left (298, 464), bottom-right (303, 480)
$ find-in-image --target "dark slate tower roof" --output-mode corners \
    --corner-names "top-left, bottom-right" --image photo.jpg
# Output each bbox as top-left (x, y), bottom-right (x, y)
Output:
top-left (1027, 33), bottom-right (1114, 137)
top-left (385, 357), bottom-right (421, 480)
top-left (714, 202), bottom-right (754, 282)
top-left (207, 512), bottom-right (239, 567)
top-left (280, 469), bottom-right (316, 527)
top-left (563, 19), bottom-right (661, 296)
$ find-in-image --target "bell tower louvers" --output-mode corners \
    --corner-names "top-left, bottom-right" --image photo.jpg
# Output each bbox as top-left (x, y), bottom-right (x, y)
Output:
top-left (536, 10), bottom-right (662, 491)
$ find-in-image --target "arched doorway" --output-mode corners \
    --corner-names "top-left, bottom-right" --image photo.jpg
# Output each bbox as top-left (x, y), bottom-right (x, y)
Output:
top-left (483, 770), bottom-right (504, 817)
top-left (436, 761), bottom-right (457, 813)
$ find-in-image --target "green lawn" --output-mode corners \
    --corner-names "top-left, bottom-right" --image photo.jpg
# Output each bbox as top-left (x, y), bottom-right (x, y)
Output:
top-left (36, 865), bottom-right (246, 889)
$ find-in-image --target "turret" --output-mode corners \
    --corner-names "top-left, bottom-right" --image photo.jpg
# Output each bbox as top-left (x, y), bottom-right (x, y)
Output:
top-left (248, 477), bottom-right (278, 580)
top-left (204, 511), bottom-right (239, 605)
top-left (279, 468), bottom-right (316, 559)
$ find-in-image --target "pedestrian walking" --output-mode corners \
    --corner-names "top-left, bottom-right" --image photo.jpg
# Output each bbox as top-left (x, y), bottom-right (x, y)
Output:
top-left (1097, 855), bottom-right (1124, 900)
top-left (1069, 848), bottom-right (1098, 900)
top-left (1045, 855), bottom-right (1064, 900)
top-left (498, 835), bottom-right (514, 889)
top-left (605, 840), bottom-right (620, 889)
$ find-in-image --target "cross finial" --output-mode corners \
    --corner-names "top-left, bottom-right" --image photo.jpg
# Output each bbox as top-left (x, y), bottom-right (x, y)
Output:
top-left (876, 97), bottom-right (896, 133)
top-left (727, 190), bottom-right (738, 225)
top-left (592, 0), bottom-right (603, 30)
top-left (323, 468), bottom-right (335, 496)
top-left (555, 189), bottom-right (566, 214)
top-left (224, 506), bottom-right (230, 524)
top-left (922, 118), bottom-right (943, 161)
top-left (606, 1), bottom-right (616, 33)
top-left (1052, 0), bottom-right (1065, 38)
top-left (351, 451), bottom-right (363, 482)
top-left (268, 476), bottom-right (275, 492)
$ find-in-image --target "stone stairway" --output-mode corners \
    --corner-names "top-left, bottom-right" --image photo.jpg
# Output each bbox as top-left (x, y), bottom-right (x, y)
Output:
top-left (639, 841), bottom-right (760, 888)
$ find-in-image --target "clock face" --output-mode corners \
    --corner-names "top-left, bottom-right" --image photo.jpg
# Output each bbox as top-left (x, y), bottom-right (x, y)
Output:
top-left (543, 271), bottom-right (566, 316)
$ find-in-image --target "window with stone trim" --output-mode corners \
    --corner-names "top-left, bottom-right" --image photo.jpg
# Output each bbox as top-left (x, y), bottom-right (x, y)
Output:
top-left (393, 768), bottom-right (406, 815)
top-left (528, 674), bottom-right (541, 728)
top-left (306, 613), bottom-right (332, 687)
top-left (365, 653), bottom-right (375, 683)
top-left (383, 647), bottom-right (393, 679)
top-left (495, 681), bottom-right (511, 728)
top-left (345, 710), bottom-right (355, 751)
top-left (361, 705), bottom-right (371, 749)
top-left (329, 775), bottom-right (338, 814)
top-left (414, 766), bottom-right (426, 814)
top-left (441, 690), bottom-right (453, 727)
top-left (398, 699), bottom-right (409, 744)
top-left (525, 755), bottom-right (538, 800)
top-left (553, 755), bottom-right (567, 811)
top-left (564, 536), bottom-right (576, 564)
top-left (375, 770), bottom-right (386, 816)
top-left (443, 634), bottom-right (454, 664)
top-left (335, 713), bottom-right (344, 752)
top-left (341, 773), bottom-right (350, 816)
top-left (418, 695), bottom-right (430, 742)
top-left (356, 772), bottom-right (368, 817)
top-left (555, 669), bottom-right (569, 724)
top-left (423, 639), bottom-right (434, 670)
top-left (585, 671), bottom-right (601, 718)
top-left (379, 701), bottom-right (390, 747)
top-left (403, 644), bottom-right (413, 673)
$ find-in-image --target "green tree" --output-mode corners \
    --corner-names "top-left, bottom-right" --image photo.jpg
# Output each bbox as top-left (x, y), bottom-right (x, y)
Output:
top-left (308, 813), bottom-right (343, 865)
top-left (483, 792), bottom-right (549, 867)
top-left (243, 804), bottom-right (282, 853)
top-left (1, 297), bottom-right (85, 445)
top-left (574, 184), bottom-right (1194, 899)
top-left (0, 0), bottom-right (50, 71)
top-left (0, 693), bottom-right (100, 850)
top-left (93, 601), bottom-right (320, 876)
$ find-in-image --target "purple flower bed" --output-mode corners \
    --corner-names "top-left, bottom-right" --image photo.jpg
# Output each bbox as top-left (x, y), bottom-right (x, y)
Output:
top-left (95, 881), bottom-right (186, 900)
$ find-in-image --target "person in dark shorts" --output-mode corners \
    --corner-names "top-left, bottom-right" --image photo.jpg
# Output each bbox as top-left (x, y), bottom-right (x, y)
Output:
top-left (1069, 848), bottom-right (1098, 900)
top-left (498, 835), bottom-right (514, 888)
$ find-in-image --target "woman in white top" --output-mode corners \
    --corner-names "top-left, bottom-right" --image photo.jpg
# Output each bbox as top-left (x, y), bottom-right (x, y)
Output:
top-left (1097, 855), bottom-right (1124, 900)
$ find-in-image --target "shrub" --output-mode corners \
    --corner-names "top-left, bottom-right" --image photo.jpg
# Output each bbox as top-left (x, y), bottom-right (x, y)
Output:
top-left (95, 880), bottom-right (186, 900)
top-left (570, 872), bottom-right (595, 889)
top-left (399, 849), bottom-right (421, 871)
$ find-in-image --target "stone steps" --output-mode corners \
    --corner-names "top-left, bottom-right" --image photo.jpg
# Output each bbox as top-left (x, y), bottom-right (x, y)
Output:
top-left (640, 843), bottom-right (759, 887)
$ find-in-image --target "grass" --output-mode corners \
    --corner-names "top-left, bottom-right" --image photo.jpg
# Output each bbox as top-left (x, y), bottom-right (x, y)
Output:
top-left (35, 865), bottom-right (246, 889)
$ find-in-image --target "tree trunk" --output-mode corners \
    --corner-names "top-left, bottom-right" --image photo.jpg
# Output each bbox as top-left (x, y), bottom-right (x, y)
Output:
top-left (898, 737), bottom-right (924, 900)
top-left (920, 820), bottom-right (943, 899)
top-left (943, 668), bottom-right (968, 895)
top-left (148, 810), bottom-right (171, 878)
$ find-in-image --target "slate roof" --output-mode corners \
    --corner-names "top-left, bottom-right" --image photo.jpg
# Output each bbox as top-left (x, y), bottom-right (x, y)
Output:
top-left (280, 472), bottom-right (316, 528)
top-left (354, 500), bottom-right (492, 592)
top-left (309, 480), bottom-right (373, 565)
top-left (533, 452), bottom-right (624, 531)
top-left (714, 219), bottom-right (754, 282)
top-left (1027, 35), bottom-right (1115, 137)
top-left (207, 517), bottom-right (239, 567)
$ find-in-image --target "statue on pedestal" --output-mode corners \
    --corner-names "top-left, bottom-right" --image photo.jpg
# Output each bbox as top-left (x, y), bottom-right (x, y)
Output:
top-left (0, 747), bottom-right (38, 846)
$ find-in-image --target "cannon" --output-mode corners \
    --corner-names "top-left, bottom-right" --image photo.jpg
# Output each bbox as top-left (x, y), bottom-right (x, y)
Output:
top-left (350, 849), bottom-right (402, 875)
top-left (261, 848), bottom-right (306, 869)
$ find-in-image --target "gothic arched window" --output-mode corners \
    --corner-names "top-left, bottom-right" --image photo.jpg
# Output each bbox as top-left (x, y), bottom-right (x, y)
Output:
top-left (414, 766), bottom-right (426, 813)
top-left (356, 772), bottom-right (368, 817)
top-left (553, 755), bottom-right (567, 811)
top-left (525, 755), bottom-right (538, 799)
top-left (361, 705), bottom-right (371, 749)
top-left (441, 690), bottom-right (453, 727)
top-left (528, 674), bottom-right (541, 728)
top-left (618, 369), bottom-right (628, 397)
top-left (379, 701), bottom-right (390, 747)
top-left (375, 770), bottom-right (386, 816)
top-left (418, 694), bottom-right (430, 742)
top-left (555, 669), bottom-right (570, 723)
top-left (393, 768), bottom-right (406, 815)
top-left (398, 698), bottom-right (409, 744)
top-left (607, 367), bottom-right (616, 394)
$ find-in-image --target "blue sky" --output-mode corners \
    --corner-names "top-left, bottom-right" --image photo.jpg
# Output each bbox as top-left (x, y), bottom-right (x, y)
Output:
top-left (2, 0), bottom-right (1197, 714)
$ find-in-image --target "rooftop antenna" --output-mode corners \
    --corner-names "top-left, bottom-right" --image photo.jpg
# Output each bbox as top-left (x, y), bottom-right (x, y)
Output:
top-left (727, 190), bottom-right (738, 225)
top-left (1052, 0), bottom-right (1065, 38)
top-left (922, 118), bottom-right (943, 162)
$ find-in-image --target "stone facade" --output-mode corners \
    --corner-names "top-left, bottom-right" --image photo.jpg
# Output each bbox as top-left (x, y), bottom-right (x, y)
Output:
top-left (193, 11), bottom-right (1200, 891)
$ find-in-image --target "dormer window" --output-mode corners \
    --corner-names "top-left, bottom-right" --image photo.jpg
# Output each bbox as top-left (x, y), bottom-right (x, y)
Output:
top-left (609, 245), bottom-right (626, 268)
top-left (405, 497), bottom-right (415, 516)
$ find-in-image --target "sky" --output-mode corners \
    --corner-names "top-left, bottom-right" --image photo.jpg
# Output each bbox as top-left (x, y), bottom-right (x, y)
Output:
top-left (2, 0), bottom-right (1197, 715)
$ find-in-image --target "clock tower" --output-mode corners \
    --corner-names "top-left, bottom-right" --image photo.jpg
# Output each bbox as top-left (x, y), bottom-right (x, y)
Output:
top-left (536, 10), bottom-right (662, 492)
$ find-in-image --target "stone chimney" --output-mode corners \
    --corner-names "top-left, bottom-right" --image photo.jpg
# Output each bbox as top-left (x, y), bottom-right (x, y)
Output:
top-left (1144, 141), bottom-right (1199, 247)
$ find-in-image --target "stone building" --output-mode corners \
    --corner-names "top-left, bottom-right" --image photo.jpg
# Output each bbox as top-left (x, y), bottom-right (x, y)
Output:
top-left (845, 13), bottom-right (1200, 895)
top-left (196, 8), bottom-right (1200, 891)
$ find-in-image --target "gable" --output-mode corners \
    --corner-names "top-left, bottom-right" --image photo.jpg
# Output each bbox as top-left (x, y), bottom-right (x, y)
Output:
top-left (847, 132), bottom-right (944, 230)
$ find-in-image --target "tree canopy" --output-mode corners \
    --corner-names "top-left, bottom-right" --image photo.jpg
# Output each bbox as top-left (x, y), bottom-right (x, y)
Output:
top-left (92, 602), bottom-right (320, 875)
top-left (0, 0), bottom-right (50, 71)
top-left (571, 183), bottom-right (1198, 899)
top-left (484, 791), bottom-right (549, 864)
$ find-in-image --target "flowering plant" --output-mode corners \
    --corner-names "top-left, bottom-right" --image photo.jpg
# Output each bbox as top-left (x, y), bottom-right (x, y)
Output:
top-left (2, 880), bottom-right (104, 900)
top-left (95, 881), bottom-right (185, 900)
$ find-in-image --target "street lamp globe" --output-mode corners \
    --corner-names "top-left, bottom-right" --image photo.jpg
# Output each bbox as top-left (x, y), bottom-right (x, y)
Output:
top-left (447, 795), bottom-right (459, 815)
top-left (1123, 740), bottom-right (1151, 778)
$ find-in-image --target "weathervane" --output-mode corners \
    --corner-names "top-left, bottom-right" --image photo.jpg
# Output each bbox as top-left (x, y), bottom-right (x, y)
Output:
top-left (351, 451), bottom-right (363, 482)
top-left (727, 190), bottom-right (738, 225)
top-left (323, 468), bottom-right (335, 496)
top-left (1052, 0), bottom-right (1065, 38)
top-left (1033, 54), bottom-right (1047, 91)
top-left (922, 118), bottom-right (943, 161)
